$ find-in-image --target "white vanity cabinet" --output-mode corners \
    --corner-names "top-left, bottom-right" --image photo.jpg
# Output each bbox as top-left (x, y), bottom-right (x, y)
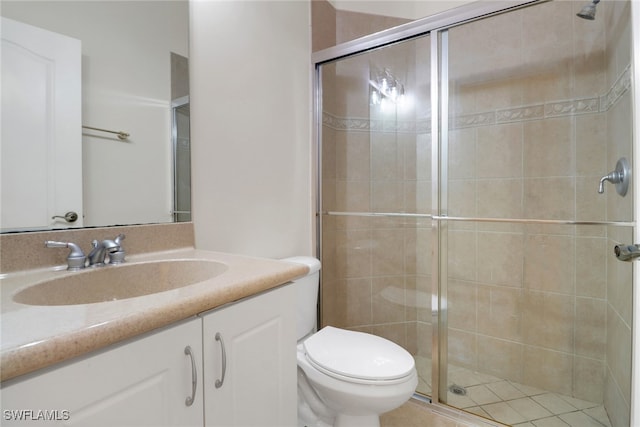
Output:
top-left (0, 284), bottom-right (297, 427)
top-left (201, 284), bottom-right (297, 427)
top-left (0, 318), bottom-right (203, 427)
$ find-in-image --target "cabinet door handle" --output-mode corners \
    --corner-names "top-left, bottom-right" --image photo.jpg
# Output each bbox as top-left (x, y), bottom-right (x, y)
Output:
top-left (184, 345), bottom-right (197, 407)
top-left (214, 332), bottom-right (226, 389)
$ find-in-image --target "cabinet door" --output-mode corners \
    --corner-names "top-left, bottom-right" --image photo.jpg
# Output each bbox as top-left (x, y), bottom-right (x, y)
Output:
top-left (202, 285), bottom-right (296, 427)
top-left (1, 318), bottom-right (203, 426)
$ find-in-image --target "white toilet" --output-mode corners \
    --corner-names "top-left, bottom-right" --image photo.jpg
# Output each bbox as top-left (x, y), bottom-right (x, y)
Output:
top-left (284, 256), bottom-right (417, 427)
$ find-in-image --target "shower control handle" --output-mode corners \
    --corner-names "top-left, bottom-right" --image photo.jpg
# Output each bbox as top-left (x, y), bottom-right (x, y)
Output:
top-left (598, 157), bottom-right (630, 196)
top-left (598, 171), bottom-right (621, 193)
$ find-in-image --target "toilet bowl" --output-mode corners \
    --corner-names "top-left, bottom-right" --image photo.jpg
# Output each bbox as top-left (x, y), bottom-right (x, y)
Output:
top-left (283, 257), bottom-right (417, 427)
top-left (297, 326), bottom-right (417, 427)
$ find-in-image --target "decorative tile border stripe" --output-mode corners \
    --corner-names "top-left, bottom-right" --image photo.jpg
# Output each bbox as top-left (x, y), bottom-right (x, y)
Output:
top-left (451, 111), bottom-right (495, 129)
top-left (323, 63), bottom-right (631, 133)
top-left (601, 63), bottom-right (631, 112)
top-left (546, 97), bottom-right (600, 117)
top-left (322, 112), bottom-right (425, 133)
top-left (496, 104), bottom-right (544, 124)
top-left (322, 114), bottom-right (370, 131)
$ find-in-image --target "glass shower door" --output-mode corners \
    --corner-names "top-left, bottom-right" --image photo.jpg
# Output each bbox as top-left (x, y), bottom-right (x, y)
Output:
top-left (318, 34), bottom-right (434, 397)
top-left (442, 2), bottom-right (633, 426)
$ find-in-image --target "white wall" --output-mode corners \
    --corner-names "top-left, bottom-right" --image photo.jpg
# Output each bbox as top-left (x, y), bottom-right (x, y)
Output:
top-left (190, 1), bottom-right (313, 258)
top-left (630, 2), bottom-right (640, 425)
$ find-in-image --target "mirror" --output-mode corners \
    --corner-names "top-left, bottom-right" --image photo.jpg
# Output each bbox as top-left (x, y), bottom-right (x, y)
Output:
top-left (0, 0), bottom-right (190, 232)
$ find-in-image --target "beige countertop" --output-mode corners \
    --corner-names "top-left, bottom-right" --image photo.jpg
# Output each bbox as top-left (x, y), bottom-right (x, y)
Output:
top-left (0, 248), bottom-right (308, 383)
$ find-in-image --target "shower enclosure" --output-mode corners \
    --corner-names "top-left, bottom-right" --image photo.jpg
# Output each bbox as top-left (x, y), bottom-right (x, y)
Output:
top-left (315, 1), bottom-right (634, 426)
top-left (172, 97), bottom-right (191, 222)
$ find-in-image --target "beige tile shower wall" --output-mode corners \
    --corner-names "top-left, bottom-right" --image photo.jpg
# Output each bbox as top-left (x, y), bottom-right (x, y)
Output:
top-left (321, 215), bottom-right (432, 355)
top-left (311, 0), bottom-right (336, 52)
top-left (335, 9), bottom-right (408, 45)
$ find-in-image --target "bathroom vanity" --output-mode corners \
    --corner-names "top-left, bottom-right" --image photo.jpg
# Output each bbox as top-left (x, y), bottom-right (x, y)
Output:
top-left (0, 247), bottom-right (305, 427)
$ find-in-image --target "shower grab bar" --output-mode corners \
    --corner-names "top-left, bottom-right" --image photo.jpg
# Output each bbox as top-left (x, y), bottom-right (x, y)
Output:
top-left (82, 125), bottom-right (130, 140)
top-left (323, 211), bottom-right (635, 227)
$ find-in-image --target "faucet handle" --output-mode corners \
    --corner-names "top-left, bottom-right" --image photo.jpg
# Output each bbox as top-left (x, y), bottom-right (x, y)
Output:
top-left (45, 241), bottom-right (87, 271)
top-left (598, 157), bottom-right (630, 196)
top-left (109, 234), bottom-right (126, 264)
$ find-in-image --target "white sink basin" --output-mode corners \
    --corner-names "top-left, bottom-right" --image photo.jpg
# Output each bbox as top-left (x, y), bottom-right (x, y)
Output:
top-left (13, 260), bottom-right (228, 306)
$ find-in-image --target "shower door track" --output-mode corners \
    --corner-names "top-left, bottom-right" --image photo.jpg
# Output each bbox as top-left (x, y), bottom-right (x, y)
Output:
top-left (322, 212), bottom-right (635, 227)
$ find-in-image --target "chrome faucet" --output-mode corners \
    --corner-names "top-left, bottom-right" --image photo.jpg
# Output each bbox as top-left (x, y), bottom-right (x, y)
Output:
top-left (45, 241), bottom-right (87, 271)
top-left (87, 238), bottom-right (121, 267)
top-left (45, 234), bottom-right (127, 270)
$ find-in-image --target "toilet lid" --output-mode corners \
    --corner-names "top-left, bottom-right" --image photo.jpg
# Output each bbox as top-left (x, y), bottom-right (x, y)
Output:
top-left (303, 326), bottom-right (415, 381)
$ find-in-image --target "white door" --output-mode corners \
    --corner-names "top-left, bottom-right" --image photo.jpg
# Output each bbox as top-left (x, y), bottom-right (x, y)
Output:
top-left (1, 17), bottom-right (82, 231)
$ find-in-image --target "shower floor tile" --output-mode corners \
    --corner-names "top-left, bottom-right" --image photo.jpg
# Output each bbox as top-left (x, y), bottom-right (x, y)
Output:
top-left (467, 385), bottom-right (503, 406)
top-left (532, 393), bottom-right (579, 415)
top-left (558, 411), bottom-right (609, 427)
top-left (413, 356), bottom-right (612, 426)
top-left (486, 381), bottom-right (527, 401)
top-left (506, 398), bottom-right (552, 421)
top-left (482, 402), bottom-right (527, 425)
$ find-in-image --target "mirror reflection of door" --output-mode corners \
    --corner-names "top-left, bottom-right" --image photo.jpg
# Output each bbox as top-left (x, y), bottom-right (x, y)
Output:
top-left (1, 17), bottom-right (83, 232)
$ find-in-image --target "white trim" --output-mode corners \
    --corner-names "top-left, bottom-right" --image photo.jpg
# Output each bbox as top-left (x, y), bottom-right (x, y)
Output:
top-left (629, 1), bottom-right (640, 426)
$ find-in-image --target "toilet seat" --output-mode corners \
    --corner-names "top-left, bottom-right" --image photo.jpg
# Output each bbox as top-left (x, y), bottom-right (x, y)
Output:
top-left (302, 326), bottom-right (415, 385)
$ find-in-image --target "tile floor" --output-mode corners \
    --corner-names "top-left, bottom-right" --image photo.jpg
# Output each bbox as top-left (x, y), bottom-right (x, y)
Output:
top-left (407, 357), bottom-right (612, 427)
top-left (381, 399), bottom-right (485, 427)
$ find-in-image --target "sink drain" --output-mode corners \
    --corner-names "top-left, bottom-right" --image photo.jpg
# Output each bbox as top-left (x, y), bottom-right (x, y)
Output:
top-left (449, 384), bottom-right (467, 396)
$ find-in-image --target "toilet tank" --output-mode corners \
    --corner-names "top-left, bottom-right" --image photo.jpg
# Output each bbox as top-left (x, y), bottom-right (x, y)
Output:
top-left (282, 256), bottom-right (321, 341)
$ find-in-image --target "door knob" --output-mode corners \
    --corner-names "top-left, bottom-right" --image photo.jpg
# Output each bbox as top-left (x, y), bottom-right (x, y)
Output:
top-left (52, 211), bottom-right (79, 223)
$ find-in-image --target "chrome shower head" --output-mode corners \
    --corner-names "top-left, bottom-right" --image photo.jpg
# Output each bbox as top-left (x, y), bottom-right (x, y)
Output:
top-left (577, 0), bottom-right (600, 20)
